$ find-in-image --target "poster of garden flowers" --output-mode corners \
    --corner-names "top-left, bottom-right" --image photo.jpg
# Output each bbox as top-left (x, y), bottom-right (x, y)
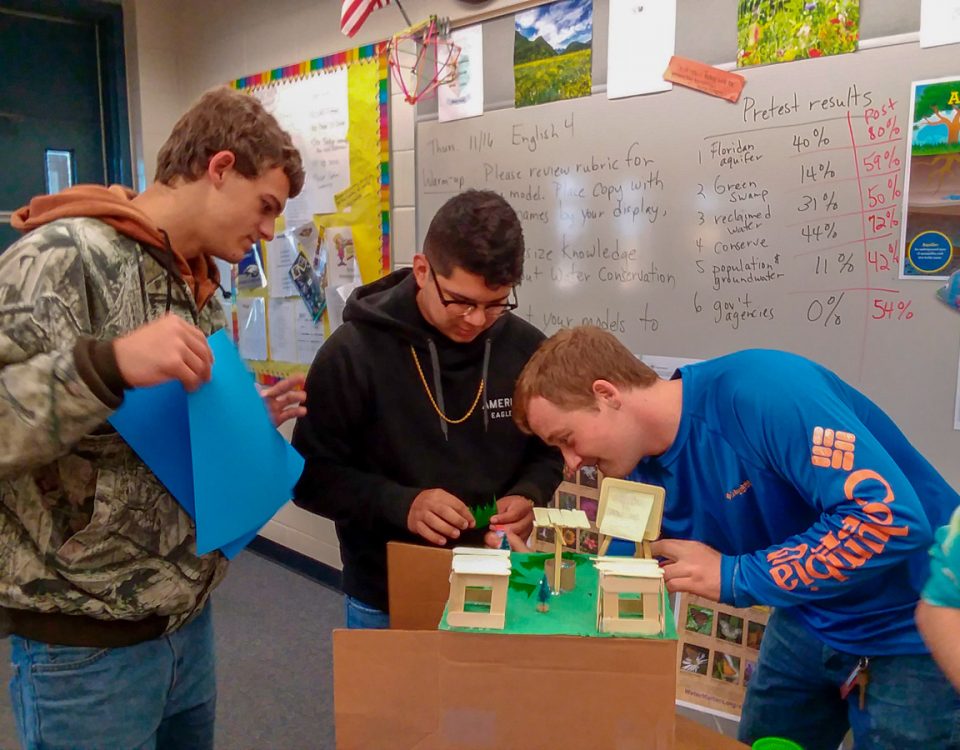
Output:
top-left (737, 0), bottom-right (859, 68)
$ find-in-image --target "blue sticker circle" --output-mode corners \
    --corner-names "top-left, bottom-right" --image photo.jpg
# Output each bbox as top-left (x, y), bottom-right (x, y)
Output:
top-left (907, 231), bottom-right (953, 274)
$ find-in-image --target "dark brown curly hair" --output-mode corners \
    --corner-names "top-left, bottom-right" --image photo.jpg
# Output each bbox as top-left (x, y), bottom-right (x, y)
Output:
top-left (155, 86), bottom-right (304, 198)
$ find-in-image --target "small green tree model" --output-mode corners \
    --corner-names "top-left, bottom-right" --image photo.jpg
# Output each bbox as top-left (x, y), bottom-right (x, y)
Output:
top-left (537, 574), bottom-right (551, 613)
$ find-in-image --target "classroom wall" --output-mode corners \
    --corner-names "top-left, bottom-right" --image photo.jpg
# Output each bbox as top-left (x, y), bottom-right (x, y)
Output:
top-left (122, 1), bottom-right (934, 571)
top-left (122, 0), bottom-right (539, 570)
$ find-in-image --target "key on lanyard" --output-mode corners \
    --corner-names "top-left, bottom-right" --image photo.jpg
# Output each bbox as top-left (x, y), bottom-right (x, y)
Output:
top-left (839, 657), bottom-right (870, 709)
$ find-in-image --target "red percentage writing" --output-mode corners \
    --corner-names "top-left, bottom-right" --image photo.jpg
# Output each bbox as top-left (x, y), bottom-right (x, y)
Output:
top-left (872, 298), bottom-right (914, 321)
top-left (866, 243), bottom-right (900, 273)
top-left (862, 150), bottom-right (903, 172)
top-left (887, 175), bottom-right (902, 199)
top-left (867, 116), bottom-right (902, 141)
top-left (868, 209), bottom-right (899, 233)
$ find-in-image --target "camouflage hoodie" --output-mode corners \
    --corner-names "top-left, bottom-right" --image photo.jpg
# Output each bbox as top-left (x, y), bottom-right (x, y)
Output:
top-left (0, 185), bottom-right (228, 630)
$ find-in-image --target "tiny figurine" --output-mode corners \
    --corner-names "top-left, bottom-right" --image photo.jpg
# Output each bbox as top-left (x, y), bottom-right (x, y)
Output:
top-left (493, 526), bottom-right (511, 550)
top-left (537, 574), bottom-right (551, 613)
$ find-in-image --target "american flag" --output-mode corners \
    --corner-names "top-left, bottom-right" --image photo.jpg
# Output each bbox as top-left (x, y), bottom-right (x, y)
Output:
top-left (340, 0), bottom-right (391, 37)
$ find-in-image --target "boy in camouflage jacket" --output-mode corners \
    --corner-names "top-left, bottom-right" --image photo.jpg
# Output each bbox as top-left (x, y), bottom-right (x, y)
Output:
top-left (1, 87), bottom-right (305, 750)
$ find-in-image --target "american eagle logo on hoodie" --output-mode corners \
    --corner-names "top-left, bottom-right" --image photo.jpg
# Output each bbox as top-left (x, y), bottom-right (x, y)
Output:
top-left (486, 397), bottom-right (513, 420)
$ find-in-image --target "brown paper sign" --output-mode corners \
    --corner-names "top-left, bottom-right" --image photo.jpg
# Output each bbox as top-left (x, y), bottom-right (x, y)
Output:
top-left (663, 55), bottom-right (746, 103)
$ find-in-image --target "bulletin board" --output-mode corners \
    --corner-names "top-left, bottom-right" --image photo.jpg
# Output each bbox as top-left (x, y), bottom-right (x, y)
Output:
top-left (229, 42), bottom-right (390, 382)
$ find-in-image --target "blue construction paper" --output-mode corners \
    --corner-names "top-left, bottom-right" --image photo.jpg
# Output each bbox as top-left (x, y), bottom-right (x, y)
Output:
top-left (221, 528), bottom-right (260, 559)
top-left (108, 381), bottom-right (195, 516)
top-left (188, 330), bottom-right (304, 556)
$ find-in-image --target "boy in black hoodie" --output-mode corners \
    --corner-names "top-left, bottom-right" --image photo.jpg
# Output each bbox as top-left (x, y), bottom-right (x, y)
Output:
top-left (292, 190), bottom-right (563, 626)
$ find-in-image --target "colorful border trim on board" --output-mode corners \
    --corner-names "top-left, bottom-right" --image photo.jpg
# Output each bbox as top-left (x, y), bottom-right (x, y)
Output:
top-left (231, 41), bottom-right (391, 278)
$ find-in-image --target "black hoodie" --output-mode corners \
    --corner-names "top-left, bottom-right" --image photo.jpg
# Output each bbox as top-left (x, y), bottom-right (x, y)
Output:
top-left (291, 268), bottom-right (563, 611)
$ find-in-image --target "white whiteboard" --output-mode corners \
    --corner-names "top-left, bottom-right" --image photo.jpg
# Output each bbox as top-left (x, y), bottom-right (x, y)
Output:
top-left (417, 40), bottom-right (960, 488)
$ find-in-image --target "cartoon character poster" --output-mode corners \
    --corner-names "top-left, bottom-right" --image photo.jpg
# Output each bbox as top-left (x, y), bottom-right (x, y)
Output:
top-left (900, 77), bottom-right (960, 279)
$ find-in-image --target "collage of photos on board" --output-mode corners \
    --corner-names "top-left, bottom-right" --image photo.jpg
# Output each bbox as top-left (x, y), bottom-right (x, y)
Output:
top-left (676, 594), bottom-right (771, 718)
top-left (535, 464), bottom-right (601, 555)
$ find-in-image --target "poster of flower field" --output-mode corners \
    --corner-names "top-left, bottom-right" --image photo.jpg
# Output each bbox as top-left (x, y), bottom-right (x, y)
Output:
top-left (737, 0), bottom-right (859, 68)
top-left (514, 0), bottom-right (593, 108)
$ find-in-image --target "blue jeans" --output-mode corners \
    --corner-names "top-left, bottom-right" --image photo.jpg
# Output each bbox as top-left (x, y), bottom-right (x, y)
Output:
top-left (739, 607), bottom-right (960, 750)
top-left (344, 595), bottom-right (390, 629)
top-left (8, 604), bottom-right (216, 750)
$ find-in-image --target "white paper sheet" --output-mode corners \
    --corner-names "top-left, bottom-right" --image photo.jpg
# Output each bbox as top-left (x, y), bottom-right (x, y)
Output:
top-left (253, 69), bottom-right (351, 222)
top-left (921, 0), bottom-right (960, 48)
top-left (265, 234), bottom-right (299, 298)
top-left (597, 484), bottom-right (654, 543)
top-left (438, 25), bottom-right (485, 122)
top-left (236, 297), bottom-right (268, 361)
top-left (326, 282), bottom-right (360, 333)
top-left (267, 298), bottom-right (299, 363)
top-left (295, 306), bottom-right (325, 366)
top-left (607, 0), bottom-right (676, 99)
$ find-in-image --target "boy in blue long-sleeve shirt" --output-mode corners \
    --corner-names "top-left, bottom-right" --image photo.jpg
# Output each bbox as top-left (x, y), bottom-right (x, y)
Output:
top-left (513, 326), bottom-right (960, 750)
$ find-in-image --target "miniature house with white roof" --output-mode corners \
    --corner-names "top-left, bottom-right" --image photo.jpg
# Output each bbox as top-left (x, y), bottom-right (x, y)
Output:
top-left (446, 548), bottom-right (512, 629)
top-left (594, 478), bottom-right (668, 635)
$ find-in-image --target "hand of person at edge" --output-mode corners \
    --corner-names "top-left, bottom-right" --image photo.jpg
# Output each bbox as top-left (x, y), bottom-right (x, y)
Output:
top-left (484, 495), bottom-right (535, 549)
top-left (650, 539), bottom-right (723, 601)
top-left (407, 488), bottom-right (475, 546)
top-left (114, 314), bottom-right (212, 392)
top-left (261, 374), bottom-right (307, 427)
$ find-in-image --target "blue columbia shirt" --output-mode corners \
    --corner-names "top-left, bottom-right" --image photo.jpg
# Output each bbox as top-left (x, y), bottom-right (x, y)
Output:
top-left (628, 349), bottom-right (958, 654)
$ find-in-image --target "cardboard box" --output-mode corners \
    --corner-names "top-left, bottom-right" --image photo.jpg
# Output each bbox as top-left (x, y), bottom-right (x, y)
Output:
top-left (333, 542), bottom-right (747, 750)
top-left (386, 541), bottom-right (452, 630)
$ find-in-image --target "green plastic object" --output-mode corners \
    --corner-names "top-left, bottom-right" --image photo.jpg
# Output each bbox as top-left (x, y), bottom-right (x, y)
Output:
top-left (752, 738), bottom-right (805, 750)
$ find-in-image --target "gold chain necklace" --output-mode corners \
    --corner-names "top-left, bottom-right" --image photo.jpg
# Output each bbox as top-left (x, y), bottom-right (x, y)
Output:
top-left (410, 345), bottom-right (484, 424)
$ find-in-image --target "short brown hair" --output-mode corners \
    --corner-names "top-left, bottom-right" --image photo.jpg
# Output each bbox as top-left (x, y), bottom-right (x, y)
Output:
top-left (425, 190), bottom-right (524, 288)
top-left (513, 326), bottom-right (658, 433)
top-left (155, 87), bottom-right (305, 198)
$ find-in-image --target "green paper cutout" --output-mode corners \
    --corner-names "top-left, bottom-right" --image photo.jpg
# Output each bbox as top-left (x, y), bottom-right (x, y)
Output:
top-left (472, 499), bottom-right (498, 529)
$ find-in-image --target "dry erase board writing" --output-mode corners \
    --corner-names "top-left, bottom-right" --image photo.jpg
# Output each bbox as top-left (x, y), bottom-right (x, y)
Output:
top-left (417, 41), bottom-right (960, 486)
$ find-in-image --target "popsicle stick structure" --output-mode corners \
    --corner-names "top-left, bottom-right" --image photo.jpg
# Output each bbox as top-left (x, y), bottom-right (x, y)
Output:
top-left (446, 547), bottom-right (511, 629)
top-left (594, 478), bottom-right (668, 635)
top-left (595, 557), bottom-right (667, 635)
top-left (532, 507), bottom-right (590, 593)
top-left (595, 478), bottom-right (665, 559)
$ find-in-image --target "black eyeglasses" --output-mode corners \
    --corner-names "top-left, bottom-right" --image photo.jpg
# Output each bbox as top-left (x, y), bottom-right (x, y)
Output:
top-left (428, 262), bottom-right (518, 319)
